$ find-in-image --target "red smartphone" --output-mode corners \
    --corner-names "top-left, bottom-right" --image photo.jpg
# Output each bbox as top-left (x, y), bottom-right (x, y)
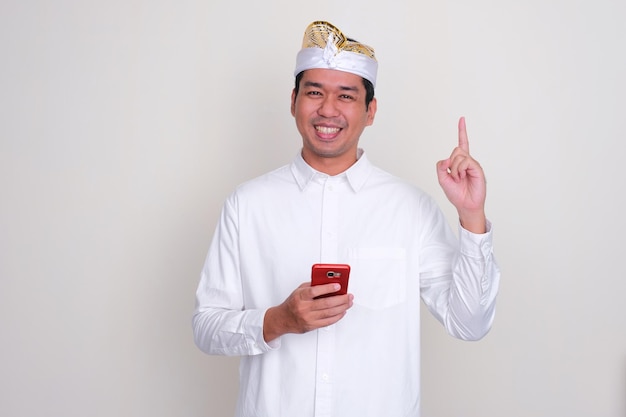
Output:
top-left (311, 263), bottom-right (351, 299)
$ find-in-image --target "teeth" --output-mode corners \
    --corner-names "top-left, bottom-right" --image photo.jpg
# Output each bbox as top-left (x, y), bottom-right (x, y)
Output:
top-left (316, 126), bottom-right (340, 134)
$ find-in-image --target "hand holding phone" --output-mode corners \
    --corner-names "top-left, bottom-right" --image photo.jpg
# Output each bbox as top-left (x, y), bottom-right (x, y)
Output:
top-left (311, 263), bottom-right (350, 299)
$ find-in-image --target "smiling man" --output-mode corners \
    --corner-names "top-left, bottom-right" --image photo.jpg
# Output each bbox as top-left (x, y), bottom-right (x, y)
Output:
top-left (193, 21), bottom-right (500, 417)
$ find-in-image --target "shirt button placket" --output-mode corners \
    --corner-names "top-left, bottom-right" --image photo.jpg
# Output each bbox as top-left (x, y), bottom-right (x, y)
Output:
top-left (314, 178), bottom-right (340, 417)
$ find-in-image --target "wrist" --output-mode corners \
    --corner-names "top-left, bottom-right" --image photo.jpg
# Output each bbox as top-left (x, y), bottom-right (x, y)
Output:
top-left (263, 306), bottom-right (286, 343)
top-left (458, 210), bottom-right (486, 234)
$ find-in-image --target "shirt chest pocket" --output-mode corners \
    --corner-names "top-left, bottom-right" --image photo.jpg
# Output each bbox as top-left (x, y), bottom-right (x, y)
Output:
top-left (346, 247), bottom-right (407, 310)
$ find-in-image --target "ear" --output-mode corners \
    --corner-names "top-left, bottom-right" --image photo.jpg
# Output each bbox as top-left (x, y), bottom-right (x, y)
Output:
top-left (290, 89), bottom-right (297, 117)
top-left (365, 97), bottom-right (377, 126)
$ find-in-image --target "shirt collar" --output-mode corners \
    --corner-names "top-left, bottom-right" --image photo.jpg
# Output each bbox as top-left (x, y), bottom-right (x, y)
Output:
top-left (290, 148), bottom-right (372, 192)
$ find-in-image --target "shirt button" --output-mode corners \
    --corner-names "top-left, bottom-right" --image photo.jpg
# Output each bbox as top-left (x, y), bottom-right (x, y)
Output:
top-left (322, 373), bottom-right (330, 382)
top-left (481, 242), bottom-right (492, 254)
top-left (327, 185), bottom-right (334, 191)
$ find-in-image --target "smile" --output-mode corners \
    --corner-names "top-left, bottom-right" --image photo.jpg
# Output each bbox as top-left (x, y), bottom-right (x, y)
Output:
top-left (315, 126), bottom-right (341, 134)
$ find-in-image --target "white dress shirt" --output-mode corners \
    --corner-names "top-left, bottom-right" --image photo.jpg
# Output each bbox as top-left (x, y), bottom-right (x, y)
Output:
top-left (193, 149), bottom-right (500, 417)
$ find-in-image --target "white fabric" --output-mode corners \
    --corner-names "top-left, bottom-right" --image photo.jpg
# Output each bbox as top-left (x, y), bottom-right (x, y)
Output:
top-left (193, 149), bottom-right (500, 417)
top-left (295, 47), bottom-right (378, 87)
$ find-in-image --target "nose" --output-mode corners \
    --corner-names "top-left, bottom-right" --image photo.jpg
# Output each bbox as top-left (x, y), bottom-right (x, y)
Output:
top-left (317, 97), bottom-right (338, 117)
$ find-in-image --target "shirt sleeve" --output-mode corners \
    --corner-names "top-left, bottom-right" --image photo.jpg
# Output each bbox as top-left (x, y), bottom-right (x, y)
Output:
top-left (419, 202), bottom-right (500, 341)
top-left (192, 194), bottom-right (280, 356)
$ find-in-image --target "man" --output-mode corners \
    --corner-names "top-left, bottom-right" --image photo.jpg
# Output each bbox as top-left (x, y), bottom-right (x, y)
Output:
top-left (193, 20), bottom-right (500, 417)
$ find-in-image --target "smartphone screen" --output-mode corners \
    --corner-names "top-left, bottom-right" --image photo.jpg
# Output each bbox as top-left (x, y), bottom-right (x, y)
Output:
top-left (311, 263), bottom-right (350, 298)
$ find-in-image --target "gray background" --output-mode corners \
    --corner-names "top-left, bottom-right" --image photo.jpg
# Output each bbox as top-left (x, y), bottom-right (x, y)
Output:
top-left (1, 0), bottom-right (624, 416)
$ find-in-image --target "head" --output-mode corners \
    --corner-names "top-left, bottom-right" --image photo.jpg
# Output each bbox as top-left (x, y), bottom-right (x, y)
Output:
top-left (292, 21), bottom-right (378, 175)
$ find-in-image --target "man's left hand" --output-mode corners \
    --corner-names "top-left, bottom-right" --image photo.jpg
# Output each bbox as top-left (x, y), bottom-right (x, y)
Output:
top-left (436, 117), bottom-right (487, 234)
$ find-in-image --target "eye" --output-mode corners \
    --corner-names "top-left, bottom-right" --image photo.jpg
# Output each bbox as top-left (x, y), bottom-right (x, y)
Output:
top-left (339, 94), bottom-right (355, 101)
top-left (306, 91), bottom-right (322, 96)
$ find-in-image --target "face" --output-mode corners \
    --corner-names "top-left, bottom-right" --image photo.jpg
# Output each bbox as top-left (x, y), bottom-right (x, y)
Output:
top-left (291, 68), bottom-right (377, 175)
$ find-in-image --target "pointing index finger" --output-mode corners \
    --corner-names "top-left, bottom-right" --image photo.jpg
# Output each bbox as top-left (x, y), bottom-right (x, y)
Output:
top-left (458, 116), bottom-right (470, 153)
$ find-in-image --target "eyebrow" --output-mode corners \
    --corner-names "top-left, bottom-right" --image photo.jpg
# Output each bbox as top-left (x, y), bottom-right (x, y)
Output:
top-left (303, 81), bottom-right (360, 92)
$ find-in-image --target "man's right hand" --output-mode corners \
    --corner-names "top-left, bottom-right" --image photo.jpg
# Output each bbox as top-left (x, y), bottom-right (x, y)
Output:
top-left (263, 282), bottom-right (354, 343)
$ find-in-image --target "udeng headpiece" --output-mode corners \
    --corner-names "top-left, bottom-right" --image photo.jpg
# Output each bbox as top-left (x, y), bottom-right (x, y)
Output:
top-left (294, 21), bottom-right (378, 87)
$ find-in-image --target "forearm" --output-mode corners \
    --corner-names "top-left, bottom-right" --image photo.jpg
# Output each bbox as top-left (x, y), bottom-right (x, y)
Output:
top-left (192, 306), bottom-right (274, 356)
top-left (444, 223), bottom-right (500, 340)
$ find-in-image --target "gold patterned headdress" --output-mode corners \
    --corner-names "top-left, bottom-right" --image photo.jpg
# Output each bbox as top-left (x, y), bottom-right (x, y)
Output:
top-left (294, 21), bottom-right (378, 87)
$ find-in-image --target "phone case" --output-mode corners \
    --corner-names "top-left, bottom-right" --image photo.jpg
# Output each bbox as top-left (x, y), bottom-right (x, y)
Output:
top-left (311, 263), bottom-right (351, 298)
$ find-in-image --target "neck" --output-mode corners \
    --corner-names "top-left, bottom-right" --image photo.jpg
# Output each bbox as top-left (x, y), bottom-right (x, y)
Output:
top-left (301, 151), bottom-right (358, 176)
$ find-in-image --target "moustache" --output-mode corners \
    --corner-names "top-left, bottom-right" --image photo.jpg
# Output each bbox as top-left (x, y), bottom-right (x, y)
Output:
top-left (311, 117), bottom-right (346, 128)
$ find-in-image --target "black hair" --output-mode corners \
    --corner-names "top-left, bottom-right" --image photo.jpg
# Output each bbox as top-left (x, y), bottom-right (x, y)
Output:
top-left (294, 71), bottom-right (375, 110)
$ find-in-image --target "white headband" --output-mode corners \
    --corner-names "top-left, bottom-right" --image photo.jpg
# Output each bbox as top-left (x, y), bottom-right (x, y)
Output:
top-left (294, 21), bottom-right (378, 88)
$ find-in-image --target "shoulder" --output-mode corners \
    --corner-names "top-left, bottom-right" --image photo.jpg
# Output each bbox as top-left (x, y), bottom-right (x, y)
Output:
top-left (362, 163), bottom-right (445, 216)
top-left (226, 164), bottom-right (294, 203)
top-left (361, 165), bottom-right (450, 231)
top-left (368, 164), bottom-right (430, 197)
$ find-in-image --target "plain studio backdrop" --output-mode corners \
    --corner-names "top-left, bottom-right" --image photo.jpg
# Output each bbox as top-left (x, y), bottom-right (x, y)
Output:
top-left (1, 1), bottom-right (624, 416)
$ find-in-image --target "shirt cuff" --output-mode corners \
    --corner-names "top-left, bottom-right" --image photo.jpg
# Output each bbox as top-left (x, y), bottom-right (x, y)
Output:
top-left (458, 219), bottom-right (494, 259)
